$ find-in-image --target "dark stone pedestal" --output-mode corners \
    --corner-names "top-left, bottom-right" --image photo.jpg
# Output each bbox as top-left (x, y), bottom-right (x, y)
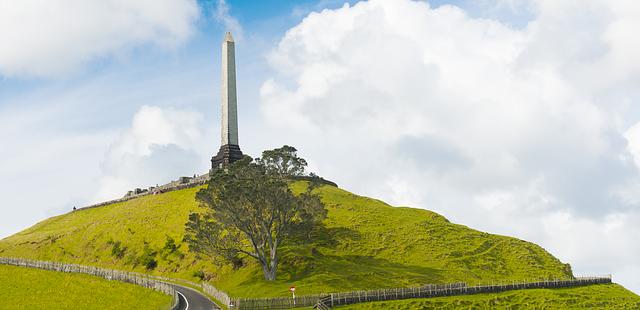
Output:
top-left (211, 144), bottom-right (243, 170)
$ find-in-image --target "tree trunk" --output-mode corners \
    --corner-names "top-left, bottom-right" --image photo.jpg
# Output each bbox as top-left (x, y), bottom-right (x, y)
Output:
top-left (261, 261), bottom-right (272, 281)
top-left (262, 262), bottom-right (277, 281)
top-left (265, 267), bottom-right (276, 281)
top-left (268, 253), bottom-right (278, 281)
top-left (260, 241), bottom-right (278, 281)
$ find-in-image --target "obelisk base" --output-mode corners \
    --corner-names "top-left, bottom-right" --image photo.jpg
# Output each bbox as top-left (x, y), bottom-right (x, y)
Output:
top-left (211, 144), bottom-right (244, 171)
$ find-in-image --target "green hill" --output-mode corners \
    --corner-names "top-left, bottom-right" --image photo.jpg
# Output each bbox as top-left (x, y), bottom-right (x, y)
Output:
top-left (1, 182), bottom-right (636, 306)
top-left (0, 264), bottom-right (172, 310)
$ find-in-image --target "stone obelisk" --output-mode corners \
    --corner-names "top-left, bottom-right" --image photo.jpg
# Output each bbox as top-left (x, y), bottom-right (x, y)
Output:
top-left (212, 32), bottom-right (243, 170)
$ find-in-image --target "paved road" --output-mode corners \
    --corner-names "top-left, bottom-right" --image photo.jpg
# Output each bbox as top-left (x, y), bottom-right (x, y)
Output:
top-left (170, 284), bottom-right (220, 310)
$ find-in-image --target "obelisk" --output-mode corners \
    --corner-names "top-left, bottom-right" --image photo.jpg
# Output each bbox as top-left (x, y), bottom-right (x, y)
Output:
top-left (212, 32), bottom-right (243, 170)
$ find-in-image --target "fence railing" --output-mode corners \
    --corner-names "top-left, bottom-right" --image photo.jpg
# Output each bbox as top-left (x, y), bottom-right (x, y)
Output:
top-left (230, 276), bottom-right (612, 309)
top-left (204, 282), bottom-right (232, 306)
top-left (0, 257), bottom-right (180, 310)
top-left (0, 256), bottom-right (613, 310)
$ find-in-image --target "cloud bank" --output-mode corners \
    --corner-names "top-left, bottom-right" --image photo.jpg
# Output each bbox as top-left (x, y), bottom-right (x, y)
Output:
top-left (95, 105), bottom-right (207, 201)
top-left (261, 0), bottom-right (640, 292)
top-left (0, 0), bottom-right (200, 77)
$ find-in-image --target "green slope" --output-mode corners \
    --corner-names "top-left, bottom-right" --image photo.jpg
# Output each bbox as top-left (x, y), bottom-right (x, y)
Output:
top-left (0, 182), bottom-right (629, 304)
top-left (0, 264), bottom-right (172, 310)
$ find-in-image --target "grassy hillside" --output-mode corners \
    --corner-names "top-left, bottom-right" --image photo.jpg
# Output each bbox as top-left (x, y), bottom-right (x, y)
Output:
top-left (0, 182), bottom-right (597, 299)
top-left (0, 264), bottom-right (172, 310)
top-left (338, 284), bottom-right (640, 309)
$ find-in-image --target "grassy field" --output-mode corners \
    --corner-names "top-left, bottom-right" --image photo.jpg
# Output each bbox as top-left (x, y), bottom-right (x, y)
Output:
top-left (0, 186), bottom-right (209, 280)
top-left (0, 182), bottom-right (631, 304)
top-left (338, 284), bottom-right (640, 309)
top-left (0, 264), bottom-right (172, 310)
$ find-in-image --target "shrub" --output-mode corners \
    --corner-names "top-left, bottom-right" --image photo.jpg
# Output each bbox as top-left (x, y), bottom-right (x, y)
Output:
top-left (137, 242), bottom-right (158, 270)
top-left (161, 236), bottom-right (184, 260)
top-left (163, 236), bottom-right (178, 253)
top-left (108, 240), bottom-right (127, 259)
top-left (193, 270), bottom-right (205, 280)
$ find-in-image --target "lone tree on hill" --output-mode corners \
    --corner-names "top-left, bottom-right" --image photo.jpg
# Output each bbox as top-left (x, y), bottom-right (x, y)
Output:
top-left (185, 146), bottom-right (326, 281)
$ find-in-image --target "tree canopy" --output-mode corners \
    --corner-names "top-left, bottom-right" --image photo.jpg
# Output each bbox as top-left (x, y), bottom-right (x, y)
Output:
top-left (185, 147), bottom-right (326, 281)
top-left (256, 145), bottom-right (307, 177)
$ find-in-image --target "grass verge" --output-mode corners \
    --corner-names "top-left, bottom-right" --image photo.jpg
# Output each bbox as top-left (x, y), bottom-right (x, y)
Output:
top-left (0, 264), bottom-right (172, 310)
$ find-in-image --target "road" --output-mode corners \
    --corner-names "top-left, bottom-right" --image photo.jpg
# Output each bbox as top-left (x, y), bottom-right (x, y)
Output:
top-left (170, 284), bottom-right (220, 310)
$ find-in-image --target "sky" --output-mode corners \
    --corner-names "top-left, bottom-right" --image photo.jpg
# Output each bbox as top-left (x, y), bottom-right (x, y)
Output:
top-left (1, 0), bottom-right (640, 294)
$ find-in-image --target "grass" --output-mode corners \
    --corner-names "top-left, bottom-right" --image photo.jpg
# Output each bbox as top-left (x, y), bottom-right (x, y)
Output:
top-left (0, 186), bottom-right (208, 280)
top-left (0, 264), bottom-right (172, 310)
top-left (337, 284), bottom-right (640, 309)
top-left (0, 182), bottom-right (635, 306)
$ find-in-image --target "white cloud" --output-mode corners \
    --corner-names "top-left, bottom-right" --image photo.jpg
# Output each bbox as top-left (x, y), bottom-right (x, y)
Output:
top-left (0, 98), bottom-right (116, 238)
top-left (0, 45), bottom-right (221, 239)
top-left (95, 105), bottom-right (208, 201)
top-left (261, 0), bottom-right (640, 293)
top-left (214, 0), bottom-right (244, 41)
top-left (0, 0), bottom-right (200, 77)
top-left (625, 122), bottom-right (640, 170)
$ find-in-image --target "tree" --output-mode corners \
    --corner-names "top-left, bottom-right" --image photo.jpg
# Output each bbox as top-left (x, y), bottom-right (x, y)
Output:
top-left (185, 150), bottom-right (326, 281)
top-left (256, 145), bottom-right (307, 177)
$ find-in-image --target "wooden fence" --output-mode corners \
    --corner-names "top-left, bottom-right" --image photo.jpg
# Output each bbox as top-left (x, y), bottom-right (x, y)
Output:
top-left (0, 257), bottom-right (180, 310)
top-left (133, 272), bottom-right (231, 305)
top-left (230, 277), bottom-right (612, 309)
top-left (203, 282), bottom-right (232, 306)
top-left (0, 256), bottom-right (613, 310)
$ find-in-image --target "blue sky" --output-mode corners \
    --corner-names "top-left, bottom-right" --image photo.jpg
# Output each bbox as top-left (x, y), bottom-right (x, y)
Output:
top-left (2, 0), bottom-right (640, 294)
top-left (0, 0), bottom-right (368, 242)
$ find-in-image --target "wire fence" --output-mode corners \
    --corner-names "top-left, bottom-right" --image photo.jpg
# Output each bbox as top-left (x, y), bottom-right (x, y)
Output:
top-left (230, 276), bottom-right (612, 309)
top-left (0, 257), bottom-right (180, 310)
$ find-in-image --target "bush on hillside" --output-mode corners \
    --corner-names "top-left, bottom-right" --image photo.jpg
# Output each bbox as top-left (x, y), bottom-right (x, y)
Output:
top-left (106, 240), bottom-right (127, 259)
top-left (137, 242), bottom-right (158, 270)
top-left (160, 236), bottom-right (184, 261)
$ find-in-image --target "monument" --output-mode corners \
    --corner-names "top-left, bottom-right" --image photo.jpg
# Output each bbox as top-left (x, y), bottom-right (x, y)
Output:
top-left (212, 32), bottom-right (243, 170)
